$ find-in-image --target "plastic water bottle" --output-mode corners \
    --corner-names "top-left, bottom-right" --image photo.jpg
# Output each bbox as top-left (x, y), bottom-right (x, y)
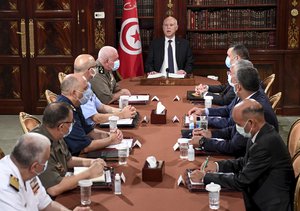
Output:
top-left (114, 173), bottom-right (121, 195)
top-left (188, 144), bottom-right (195, 161)
top-left (189, 116), bottom-right (194, 129)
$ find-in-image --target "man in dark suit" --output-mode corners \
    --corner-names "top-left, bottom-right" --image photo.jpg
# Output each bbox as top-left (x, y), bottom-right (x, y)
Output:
top-left (189, 59), bottom-right (278, 131)
top-left (190, 99), bottom-right (295, 211)
top-left (189, 60), bottom-right (278, 157)
top-left (145, 16), bottom-right (193, 75)
top-left (195, 44), bottom-right (249, 106)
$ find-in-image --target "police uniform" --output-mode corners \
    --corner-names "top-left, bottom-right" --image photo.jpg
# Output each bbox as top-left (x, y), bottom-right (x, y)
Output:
top-left (56, 95), bottom-right (93, 156)
top-left (90, 66), bottom-right (121, 104)
top-left (81, 82), bottom-right (103, 126)
top-left (0, 155), bottom-right (52, 210)
top-left (32, 125), bottom-right (72, 190)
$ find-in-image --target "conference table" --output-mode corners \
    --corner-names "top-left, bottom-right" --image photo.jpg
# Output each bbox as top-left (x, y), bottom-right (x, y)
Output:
top-left (56, 76), bottom-right (245, 211)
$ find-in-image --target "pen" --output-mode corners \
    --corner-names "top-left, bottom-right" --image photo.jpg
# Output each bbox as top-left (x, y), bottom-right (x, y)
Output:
top-left (104, 166), bottom-right (113, 171)
top-left (201, 156), bottom-right (209, 171)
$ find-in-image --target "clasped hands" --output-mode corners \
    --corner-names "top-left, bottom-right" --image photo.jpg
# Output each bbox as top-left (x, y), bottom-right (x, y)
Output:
top-left (121, 105), bottom-right (137, 119)
top-left (189, 160), bottom-right (218, 183)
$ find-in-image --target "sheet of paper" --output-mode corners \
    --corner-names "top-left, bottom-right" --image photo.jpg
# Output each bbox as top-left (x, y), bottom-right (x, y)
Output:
top-left (101, 118), bottom-right (133, 125)
top-left (168, 73), bottom-right (185, 79)
top-left (74, 167), bottom-right (105, 182)
top-left (105, 138), bottom-right (133, 149)
top-left (147, 73), bottom-right (164, 79)
top-left (129, 95), bottom-right (150, 102)
top-left (188, 172), bottom-right (203, 185)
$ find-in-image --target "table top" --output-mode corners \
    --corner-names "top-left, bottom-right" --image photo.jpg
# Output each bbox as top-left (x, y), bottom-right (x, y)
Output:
top-left (56, 76), bottom-right (245, 211)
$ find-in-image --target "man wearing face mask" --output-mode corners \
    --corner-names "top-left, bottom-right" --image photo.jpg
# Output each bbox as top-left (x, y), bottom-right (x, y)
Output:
top-left (90, 46), bottom-right (131, 104)
top-left (194, 44), bottom-right (249, 106)
top-left (31, 102), bottom-right (106, 197)
top-left (0, 133), bottom-right (91, 211)
top-left (74, 54), bottom-right (137, 126)
top-left (190, 99), bottom-right (295, 211)
top-left (189, 60), bottom-right (278, 157)
top-left (56, 74), bottom-right (123, 156)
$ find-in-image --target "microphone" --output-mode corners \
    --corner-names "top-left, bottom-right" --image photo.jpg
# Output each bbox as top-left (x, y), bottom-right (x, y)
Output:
top-left (166, 68), bottom-right (169, 78)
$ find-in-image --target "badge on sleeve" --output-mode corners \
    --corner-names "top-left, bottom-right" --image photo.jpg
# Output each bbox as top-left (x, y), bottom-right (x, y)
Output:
top-left (9, 174), bottom-right (19, 192)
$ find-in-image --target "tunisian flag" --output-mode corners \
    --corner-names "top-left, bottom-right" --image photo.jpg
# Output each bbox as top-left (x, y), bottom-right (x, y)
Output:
top-left (118, 0), bottom-right (144, 79)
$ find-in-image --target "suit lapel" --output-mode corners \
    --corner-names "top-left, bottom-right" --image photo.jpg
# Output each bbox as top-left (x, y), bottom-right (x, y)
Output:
top-left (175, 37), bottom-right (180, 66)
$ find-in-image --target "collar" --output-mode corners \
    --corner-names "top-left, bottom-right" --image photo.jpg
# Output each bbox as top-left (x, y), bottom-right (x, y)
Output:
top-left (246, 91), bottom-right (258, 99)
top-left (251, 130), bottom-right (259, 143)
top-left (165, 36), bottom-right (175, 43)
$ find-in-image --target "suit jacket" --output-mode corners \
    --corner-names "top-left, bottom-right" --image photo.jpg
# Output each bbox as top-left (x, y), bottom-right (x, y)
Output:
top-left (145, 37), bottom-right (193, 73)
top-left (204, 123), bottom-right (295, 211)
top-left (208, 88), bottom-right (279, 132)
top-left (206, 84), bottom-right (235, 106)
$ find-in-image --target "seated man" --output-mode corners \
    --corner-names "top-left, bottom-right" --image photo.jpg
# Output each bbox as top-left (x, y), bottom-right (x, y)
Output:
top-left (190, 60), bottom-right (278, 157)
top-left (32, 102), bottom-right (106, 197)
top-left (188, 59), bottom-right (278, 131)
top-left (145, 16), bottom-right (193, 75)
top-left (194, 44), bottom-right (249, 106)
top-left (0, 133), bottom-right (90, 211)
top-left (73, 54), bottom-right (136, 126)
top-left (56, 74), bottom-right (123, 156)
top-left (90, 46), bottom-right (131, 104)
top-left (190, 99), bottom-right (295, 211)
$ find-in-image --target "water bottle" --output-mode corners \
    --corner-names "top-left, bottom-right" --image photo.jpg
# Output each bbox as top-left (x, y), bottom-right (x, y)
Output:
top-left (114, 173), bottom-right (121, 195)
top-left (188, 144), bottom-right (195, 161)
top-left (189, 116), bottom-right (194, 129)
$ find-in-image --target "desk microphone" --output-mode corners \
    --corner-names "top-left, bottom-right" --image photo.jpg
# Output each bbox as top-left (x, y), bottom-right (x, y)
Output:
top-left (166, 68), bottom-right (169, 78)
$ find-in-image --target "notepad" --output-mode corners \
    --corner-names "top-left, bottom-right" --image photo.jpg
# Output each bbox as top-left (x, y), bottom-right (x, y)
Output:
top-left (188, 172), bottom-right (204, 185)
top-left (168, 73), bottom-right (185, 79)
top-left (105, 138), bottom-right (133, 149)
top-left (129, 95), bottom-right (150, 102)
top-left (100, 118), bottom-right (133, 126)
top-left (147, 73), bottom-right (164, 79)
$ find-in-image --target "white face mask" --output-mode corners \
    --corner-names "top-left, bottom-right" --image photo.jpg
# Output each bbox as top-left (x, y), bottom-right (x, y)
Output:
top-left (227, 74), bottom-right (234, 87)
top-left (225, 56), bottom-right (231, 69)
top-left (112, 59), bottom-right (120, 71)
top-left (34, 160), bottom-right (48, 176)
top-left (236, 120), bottom-right (252, 138)
top-left (63, 122), bottom-right (73, 138)
top-left (78, 88), bottom-right (93, 105)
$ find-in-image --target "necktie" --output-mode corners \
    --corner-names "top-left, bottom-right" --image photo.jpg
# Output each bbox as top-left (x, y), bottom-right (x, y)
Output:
top-left (168, 40), bottom-right (174, 73)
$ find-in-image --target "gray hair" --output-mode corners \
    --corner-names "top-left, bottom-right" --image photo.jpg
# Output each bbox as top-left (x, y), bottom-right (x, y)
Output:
top-left (60, 75), bottom-right (80, 95)
top-left (11, 133), bottom-right (50, 168)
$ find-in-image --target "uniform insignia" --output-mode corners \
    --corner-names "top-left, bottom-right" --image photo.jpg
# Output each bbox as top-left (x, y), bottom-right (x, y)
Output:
top-left (9, 174), bottom-right (19, 192)
top-left (98, 66), bottom-right (104, 74)
top-left (30, 177), bottom-right (40, 195)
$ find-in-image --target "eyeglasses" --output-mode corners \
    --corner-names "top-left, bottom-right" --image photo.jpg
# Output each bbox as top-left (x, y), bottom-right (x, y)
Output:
top-left (58, 119), bottom-right (75, 127)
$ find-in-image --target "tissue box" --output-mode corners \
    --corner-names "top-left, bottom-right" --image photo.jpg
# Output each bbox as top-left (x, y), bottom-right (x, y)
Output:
top-left (150, 109), bottom-right (167, 124)
top-left (142, 160), bottom-right (165, 182)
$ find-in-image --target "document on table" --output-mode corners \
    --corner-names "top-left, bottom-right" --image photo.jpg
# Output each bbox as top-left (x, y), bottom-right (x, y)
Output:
top-left (129, 95), bottom-right (150, 102)
top-left (168, 73), bottom-right (185, 79)
top-left (105, 138), bottom-right (133, 149)
top-left (188, 172), bottom-right (204, 185)
top-left (147, 73), bottom-right (164, 79)
top-left (100, 118), bottom-right (133, 126)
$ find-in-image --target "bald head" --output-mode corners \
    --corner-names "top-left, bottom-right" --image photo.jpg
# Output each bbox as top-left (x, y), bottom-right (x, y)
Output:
top-left (60, 74), bottom-right (88, 95)
top-left (163, 16), bottom-right (178, 39)
top-left (11, 133), bottom-right (50, 168)
top-left (74, 54), bottom-right (96, 73)
top-left (233, 99), bottom-right (265, 125)
top-left (43, 102), bottom-right (72, 128)
top-left (98, 46), bottom-right (118, 63)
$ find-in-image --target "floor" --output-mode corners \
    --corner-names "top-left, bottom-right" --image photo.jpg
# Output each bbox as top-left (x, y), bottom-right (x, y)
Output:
top-left (0, 115), bottom-right (298, 155)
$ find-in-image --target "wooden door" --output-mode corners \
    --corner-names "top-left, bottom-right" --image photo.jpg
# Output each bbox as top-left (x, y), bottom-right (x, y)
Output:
top-left (0, 0), bottom-right (81, 114)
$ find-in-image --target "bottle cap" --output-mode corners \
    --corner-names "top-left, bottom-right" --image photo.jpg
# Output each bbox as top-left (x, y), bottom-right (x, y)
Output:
top-left (205, 182), bottom-right (221, 192)
top-left (78, 179), bottom-right (92, 187)
top-left (115, 173), bottom-right (120, 179)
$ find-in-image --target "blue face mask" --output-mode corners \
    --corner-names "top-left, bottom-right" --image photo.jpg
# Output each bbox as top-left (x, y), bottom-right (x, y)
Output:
top-left (225, 56), bottom-right (231, 69)
top-left (79, 88), bottom-right (93, 105)
top-left (236, 120), bottom-right (252, 138)
top-left (112, 59), bottom-right (120, 71)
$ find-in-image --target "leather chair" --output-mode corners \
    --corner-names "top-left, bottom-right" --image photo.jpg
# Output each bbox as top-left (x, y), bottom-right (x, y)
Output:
top-left (293, 151), bottom-right (300, 179)
top-left (0, 147), bottom-right (4, 159)
top-left (287, 118), bottom-right (300, 158)
top-left (295, 174), bottom-right (300, 211)
top-left (45, 89), bottom-right (58, 104)
top-left (262, 74), bottom-right (275, 97)
top-left (19, 112), bottom-right (41, 133)
top-left (58, 72), bottom-right (67, 84)
top-left (269, 91), bottom-right (282, 113)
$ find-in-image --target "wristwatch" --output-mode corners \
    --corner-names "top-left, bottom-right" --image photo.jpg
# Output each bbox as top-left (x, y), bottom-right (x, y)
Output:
top-left (199, 137), bottom-right (206, 149)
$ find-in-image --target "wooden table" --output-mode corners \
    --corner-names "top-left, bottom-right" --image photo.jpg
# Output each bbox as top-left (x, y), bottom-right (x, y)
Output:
top-left (56, 76), bottom-right (245, 211)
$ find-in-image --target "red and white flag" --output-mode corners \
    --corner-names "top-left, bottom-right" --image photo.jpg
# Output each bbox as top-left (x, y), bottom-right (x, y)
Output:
top-left (118, 0), bottom-right (144, 79)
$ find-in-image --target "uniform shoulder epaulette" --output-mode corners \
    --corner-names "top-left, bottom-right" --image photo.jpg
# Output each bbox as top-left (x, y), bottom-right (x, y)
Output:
top-left (9, 174), bottom-right (19, 192)
top-left (98, 66), bottom-right (104, 74)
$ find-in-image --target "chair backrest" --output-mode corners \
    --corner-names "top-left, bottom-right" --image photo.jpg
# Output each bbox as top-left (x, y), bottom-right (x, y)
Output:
top-left (287, 118), bottom-right (300, 158)
top-left (58, 72), bottom-right (67, 84)
top-left (295, 174), bottom-right (300, 211)
top-left (0, 147), bottom-right (5, 159)
top-left (45, 89), bottom-right (58, 104)
top-left (293, 152), bottom-right (300, 179)
top-left (19, 112), bottom-right (41, 133)
top-left (262, 74), bottom-right (275, 97)
top-left (269, 91), bottom-right (282, 113)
